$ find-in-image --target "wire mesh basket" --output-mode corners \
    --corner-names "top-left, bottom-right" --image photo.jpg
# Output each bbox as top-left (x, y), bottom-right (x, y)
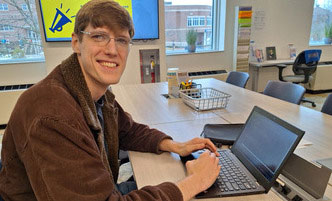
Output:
top-left (179, 87), bottom-right (231, 111)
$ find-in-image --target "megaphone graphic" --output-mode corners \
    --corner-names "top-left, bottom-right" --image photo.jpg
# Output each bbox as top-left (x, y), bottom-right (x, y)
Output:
top-left (49, 8), bottom-right (72, 33)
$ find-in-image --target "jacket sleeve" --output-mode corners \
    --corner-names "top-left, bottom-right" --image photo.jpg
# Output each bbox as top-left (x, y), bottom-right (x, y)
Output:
top-left (116, 101), bottom-right (172, 154)
top-left (26, 116), bottom-right (183, 201)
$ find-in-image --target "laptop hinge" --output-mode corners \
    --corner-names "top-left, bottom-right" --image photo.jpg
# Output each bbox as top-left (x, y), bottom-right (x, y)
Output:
top-left (273, 153), bottom-right (331, 200)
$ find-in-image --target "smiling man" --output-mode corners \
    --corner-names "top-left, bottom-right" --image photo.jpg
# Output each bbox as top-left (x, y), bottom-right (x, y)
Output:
top-left (0, 0), bottom-right (220, 201)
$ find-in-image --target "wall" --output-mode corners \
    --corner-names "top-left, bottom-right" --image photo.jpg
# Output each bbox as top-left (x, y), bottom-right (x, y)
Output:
top-left (166, 0), bottom-right (332, 73)
top-left (39, 0), bottom-right (167, 85)
top-left (0, 0), bottom-right (167, 86)
top-left (249, 0), bottom-right (332, 61)
top-left (0, 0), bottom-right (332, 87)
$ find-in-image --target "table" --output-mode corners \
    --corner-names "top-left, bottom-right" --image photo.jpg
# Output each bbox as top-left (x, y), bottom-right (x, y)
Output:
top-left (249, 59), bottom-right (294, 92)
top-left (112, 78), bottom-right (332, 200)
top-left (112, 82), bottom-right (219, 125)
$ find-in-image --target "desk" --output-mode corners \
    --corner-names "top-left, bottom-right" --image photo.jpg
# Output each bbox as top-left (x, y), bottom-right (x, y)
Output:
top-left (112, 78), bottom-right (332, 200)
top-left (249, 59), bottom-right (294, 92)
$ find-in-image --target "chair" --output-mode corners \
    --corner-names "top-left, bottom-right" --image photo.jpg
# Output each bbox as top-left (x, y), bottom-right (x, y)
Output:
top-left (225, 71), bottom-right (249, 88)
top-left (276, 49), bottom-right (322, 107)
top-left (263, 80), bottom-right (306, 105)
top-left (321, 94), bottom-right (332, 116)
top-left (119, 150), bottom-right (129, 165)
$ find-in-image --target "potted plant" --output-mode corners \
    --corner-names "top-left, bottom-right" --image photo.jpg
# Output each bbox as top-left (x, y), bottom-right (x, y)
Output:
top-left (186, 30), bottom-right (197, 52)
top-left (324, 23), bottom-right (332, 44)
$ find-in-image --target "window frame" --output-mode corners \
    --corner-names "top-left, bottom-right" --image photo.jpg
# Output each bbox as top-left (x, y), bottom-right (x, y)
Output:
top-left (309, 0), bottom-right (332, 46)
top-left (0, 1), bottom-right (45, 65)
top-left (165, 0), bottom-right (226, 55)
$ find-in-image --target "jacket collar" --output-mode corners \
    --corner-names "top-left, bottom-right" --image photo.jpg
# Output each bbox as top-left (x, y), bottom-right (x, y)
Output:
top-left (59, 53), bottom-right (115, 131)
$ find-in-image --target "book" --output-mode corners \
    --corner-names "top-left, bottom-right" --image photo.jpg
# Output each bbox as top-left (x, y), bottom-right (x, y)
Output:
top-left (266, 46), bottom-right (277, 60)
top-left (288, 44), bottom-right (296, 59)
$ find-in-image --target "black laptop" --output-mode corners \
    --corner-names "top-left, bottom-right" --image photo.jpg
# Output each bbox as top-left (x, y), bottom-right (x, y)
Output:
top-left (181, 106), bottom-right (305, 198)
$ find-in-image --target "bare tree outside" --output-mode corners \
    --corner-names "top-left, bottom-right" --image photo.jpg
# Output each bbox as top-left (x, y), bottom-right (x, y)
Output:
top-left (0, 0), bottom-right (44, 64)
top-left (310, 0), bottom-right (332, 45)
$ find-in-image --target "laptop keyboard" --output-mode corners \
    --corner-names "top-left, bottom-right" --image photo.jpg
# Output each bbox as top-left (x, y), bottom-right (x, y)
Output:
top-left (216, 150), bottom-right (257, 192)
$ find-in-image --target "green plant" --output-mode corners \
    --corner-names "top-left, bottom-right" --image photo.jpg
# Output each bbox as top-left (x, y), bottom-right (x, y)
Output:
top-left (324, 23), bottom-right (332, 39)
top-left (12, 47), bottom-right (25, 58)
top-left (186, 30), bottom-right (197, 45)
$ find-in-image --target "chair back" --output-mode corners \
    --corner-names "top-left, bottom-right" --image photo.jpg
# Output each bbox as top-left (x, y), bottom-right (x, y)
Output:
top-left (293, 49), bottom-right (322, 76)
top-left (321, 94), bottom-right (332, 116)
top-left (263, 80), bottom-right (305, 105)
top-left (226, 71), bottom-right (249, 88)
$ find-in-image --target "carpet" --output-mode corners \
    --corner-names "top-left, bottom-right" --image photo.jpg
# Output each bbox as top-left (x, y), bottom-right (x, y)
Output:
top-left (302, 92), bottom-right (330, 111)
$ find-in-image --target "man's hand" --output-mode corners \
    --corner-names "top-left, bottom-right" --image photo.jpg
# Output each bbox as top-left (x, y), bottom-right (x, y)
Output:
top-left (159, 138), bottom-right (220, 156)
top-left (176, 150), bottom-right (220, 200)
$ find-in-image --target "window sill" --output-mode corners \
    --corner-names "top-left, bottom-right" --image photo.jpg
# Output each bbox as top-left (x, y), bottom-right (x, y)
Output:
top-left (166, 49), bottom-right (223, 56)
top-left (309, 43), bottom-right (332, 47)
top-left (0, 57), bottom-right (45, 65)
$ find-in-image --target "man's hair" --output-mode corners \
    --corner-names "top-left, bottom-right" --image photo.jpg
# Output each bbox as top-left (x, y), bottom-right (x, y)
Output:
top-left (74, 0), bottom-right (134, 41)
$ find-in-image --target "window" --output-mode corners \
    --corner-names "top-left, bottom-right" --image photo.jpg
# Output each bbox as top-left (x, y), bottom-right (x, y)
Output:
top-left (207, 16), bottom-right (212, 26)
top-left (0, 25), bottom-right (14, 31)
top-left (165, 0), bottom-right (226, 54)
top-left (0, 3), bottom-right (8, 11)
top-left (187, 16), bottom-right (206, 27)
top-left (193, 17), bottom-right (199, 26)
top-left (309, 0), bottom-right (332, 46)
top-left (22, 4), bottom-right (28, 11)
top-left (0, 0), bottom-right (44, 64)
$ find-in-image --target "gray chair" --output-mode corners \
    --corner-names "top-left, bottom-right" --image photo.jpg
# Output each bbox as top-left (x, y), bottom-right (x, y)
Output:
top-left (226, 71), bottom-right (249, 88)
top-left (321, 94), bottom-right (332, 116)
top-left (263, 80), bottom-right (306, 105)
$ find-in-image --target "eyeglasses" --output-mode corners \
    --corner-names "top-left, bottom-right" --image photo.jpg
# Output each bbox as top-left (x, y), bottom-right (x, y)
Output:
top-left (80, 31), bottom-right (132, 49)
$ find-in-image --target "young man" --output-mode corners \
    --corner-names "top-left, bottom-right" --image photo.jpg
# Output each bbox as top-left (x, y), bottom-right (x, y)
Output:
top-left (0, 0), bottom-right (220, 200)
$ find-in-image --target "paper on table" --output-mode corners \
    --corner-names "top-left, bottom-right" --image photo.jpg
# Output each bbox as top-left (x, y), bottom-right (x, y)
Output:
top-left (316, 158), bottom-right (332, 171)
top-left (265, 59), bottom-right (294, 64)
top-left (297, 138), bottom-right (312, 149)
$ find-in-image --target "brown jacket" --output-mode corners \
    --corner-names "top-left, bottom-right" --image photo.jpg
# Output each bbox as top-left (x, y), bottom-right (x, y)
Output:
top-left (0, 54), bottom-right (183, 201)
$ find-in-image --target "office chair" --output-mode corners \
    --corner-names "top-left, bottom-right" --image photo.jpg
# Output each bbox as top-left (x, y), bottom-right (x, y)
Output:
top-left (321, 94), bottom-right (332, 116)
top-left (263, 80), bottom-right (306, 105)
top-left (119, 150), bottom-right (129, 165)
top-left (225, 71), bottom-right (249, 88)
top-left (276, 49), bottom-right (322, 107)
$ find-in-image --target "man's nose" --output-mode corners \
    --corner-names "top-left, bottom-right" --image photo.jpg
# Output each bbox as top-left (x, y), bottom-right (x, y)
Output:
top-left (104, 38), bottom-right (118, 55)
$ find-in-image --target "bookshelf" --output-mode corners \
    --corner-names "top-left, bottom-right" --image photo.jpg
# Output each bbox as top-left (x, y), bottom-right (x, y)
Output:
top-left (233, 6), bottom-right (253, 72)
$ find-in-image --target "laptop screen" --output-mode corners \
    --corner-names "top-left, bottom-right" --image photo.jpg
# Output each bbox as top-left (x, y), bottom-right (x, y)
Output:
top-left (232, 106), bottom-right (304, 190)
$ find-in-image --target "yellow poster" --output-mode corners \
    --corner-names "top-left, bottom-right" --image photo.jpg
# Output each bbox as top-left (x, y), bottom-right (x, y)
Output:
top-left (39, 0), bottom-right (133, 41)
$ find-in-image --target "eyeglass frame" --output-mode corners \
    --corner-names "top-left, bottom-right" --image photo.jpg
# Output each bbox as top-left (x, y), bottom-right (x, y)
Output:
top-left (80, 31), bottom-right (133, 49)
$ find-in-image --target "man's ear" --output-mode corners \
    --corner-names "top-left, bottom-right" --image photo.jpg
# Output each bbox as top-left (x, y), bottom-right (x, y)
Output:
top-left (71, 33), bottom-right (81, 54)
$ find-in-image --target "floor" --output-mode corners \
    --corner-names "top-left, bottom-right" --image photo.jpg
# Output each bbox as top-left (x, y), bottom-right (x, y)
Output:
top-left (302, 92), bottom-right (330, 111)
top-left (0, 93), bottom-right (330, 183)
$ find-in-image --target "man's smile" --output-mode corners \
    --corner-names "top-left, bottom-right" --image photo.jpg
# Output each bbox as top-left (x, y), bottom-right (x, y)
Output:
top-left (98, 61), bottom-right (118, 68)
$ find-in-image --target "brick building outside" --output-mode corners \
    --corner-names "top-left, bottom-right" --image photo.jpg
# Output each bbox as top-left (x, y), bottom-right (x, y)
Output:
top-left (165, 3), bottom-right (212, 52)
top-left (0, 0), bottom-right (43, 61)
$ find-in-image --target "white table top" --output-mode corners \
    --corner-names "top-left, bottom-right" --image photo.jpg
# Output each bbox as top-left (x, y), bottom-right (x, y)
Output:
top-left (249, 59), bottom-right (294, 67)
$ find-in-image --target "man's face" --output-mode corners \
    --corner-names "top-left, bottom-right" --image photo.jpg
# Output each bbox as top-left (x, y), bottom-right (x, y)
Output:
top-left (72, 24), bottom-right (131, 93)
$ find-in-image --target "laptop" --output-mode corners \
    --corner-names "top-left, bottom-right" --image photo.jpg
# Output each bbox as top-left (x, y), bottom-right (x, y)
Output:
top-left (180, 106), bottom-right (304, 198)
